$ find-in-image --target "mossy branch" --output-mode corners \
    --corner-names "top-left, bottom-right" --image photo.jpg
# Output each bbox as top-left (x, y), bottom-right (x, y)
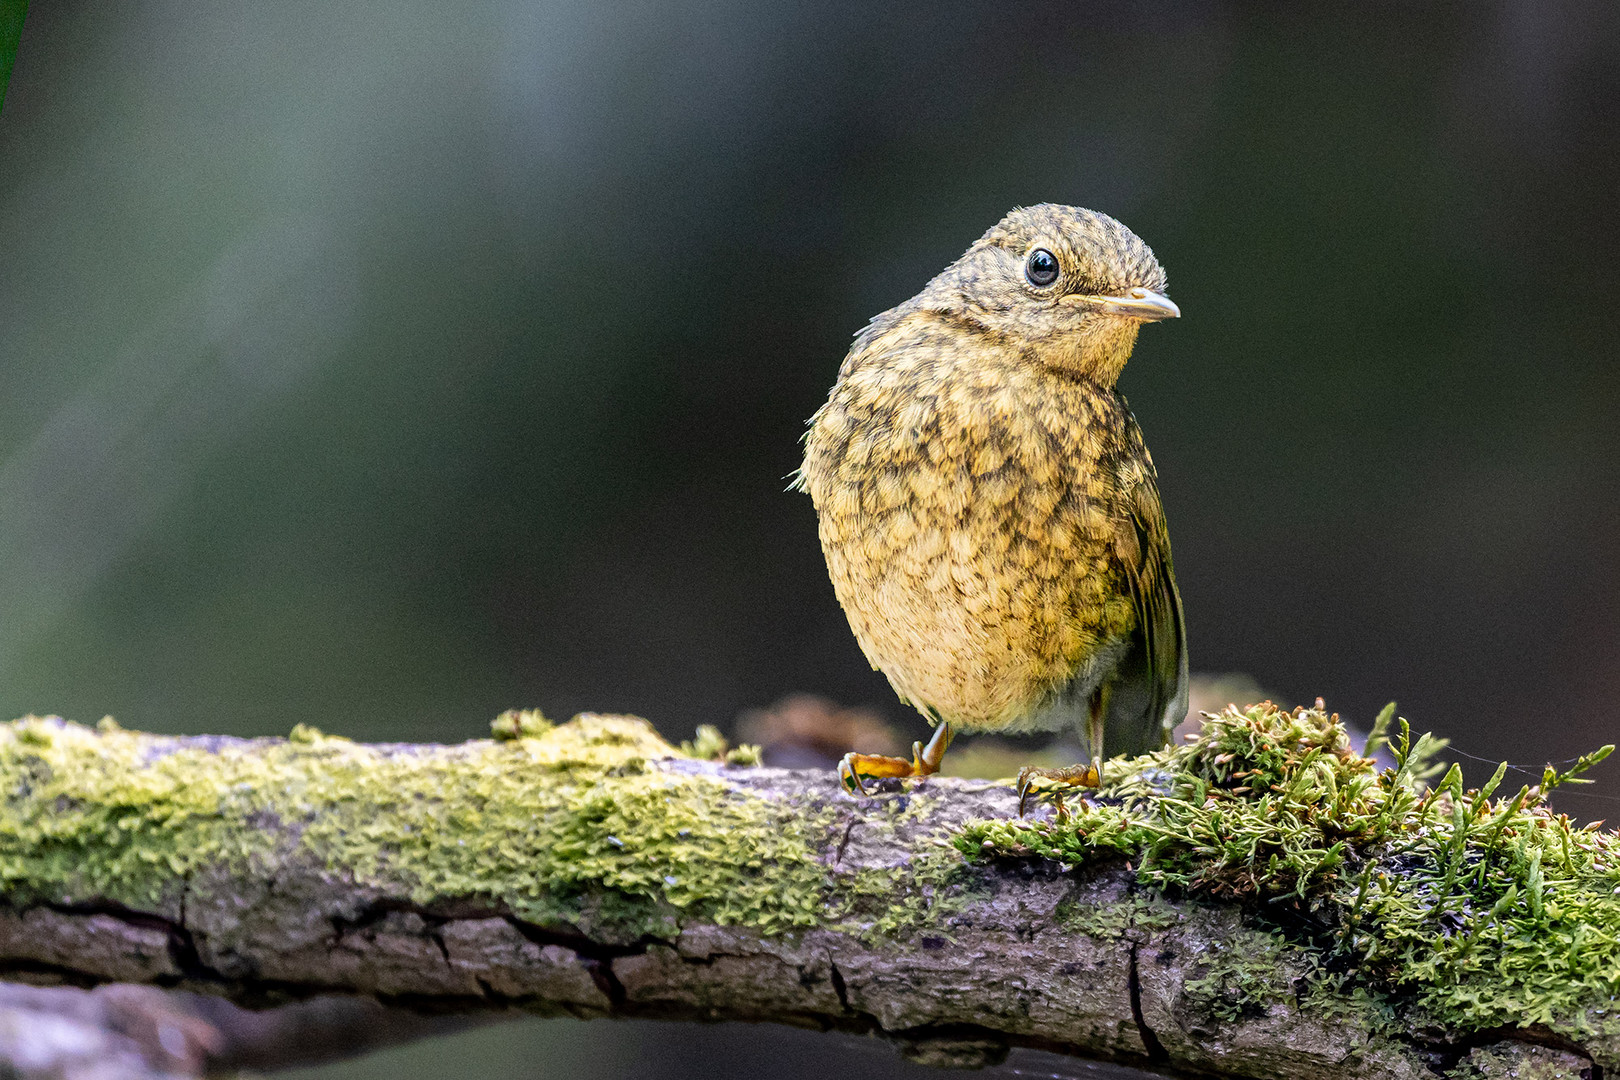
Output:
top-left (0, 707), bottom-right (1614, 1079)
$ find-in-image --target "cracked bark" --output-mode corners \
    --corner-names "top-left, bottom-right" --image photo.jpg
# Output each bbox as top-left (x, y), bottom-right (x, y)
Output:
top-left (1127, 943), bottom-right (1168, 1066)
top-left (0, 719), bottom-right (1603, 1080)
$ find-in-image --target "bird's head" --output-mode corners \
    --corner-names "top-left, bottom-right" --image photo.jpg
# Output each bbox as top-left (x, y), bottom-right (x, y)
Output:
top-left (912, 204), bottom-right (1177, 384)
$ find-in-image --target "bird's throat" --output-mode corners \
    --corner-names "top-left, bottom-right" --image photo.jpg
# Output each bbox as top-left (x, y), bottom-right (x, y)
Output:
top-left (1036, 319), bottom-right (1141, 386)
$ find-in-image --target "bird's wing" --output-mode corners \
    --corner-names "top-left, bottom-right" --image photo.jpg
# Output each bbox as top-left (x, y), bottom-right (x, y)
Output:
top-left (1107, 415), bottom-right (1189, 753)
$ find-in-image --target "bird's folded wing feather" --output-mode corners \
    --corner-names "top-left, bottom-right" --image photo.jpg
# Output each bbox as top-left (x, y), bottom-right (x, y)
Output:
top-left (1115, 418), bottom-right (1190, 744)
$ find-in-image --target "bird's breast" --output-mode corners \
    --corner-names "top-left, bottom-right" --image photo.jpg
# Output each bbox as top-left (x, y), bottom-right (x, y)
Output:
top-left (802, 354), bottom-right (1137, 729)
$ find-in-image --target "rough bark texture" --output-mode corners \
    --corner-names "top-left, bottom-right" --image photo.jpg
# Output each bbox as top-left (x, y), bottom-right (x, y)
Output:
top-left (0, 714), bottom-right (1602, 1080)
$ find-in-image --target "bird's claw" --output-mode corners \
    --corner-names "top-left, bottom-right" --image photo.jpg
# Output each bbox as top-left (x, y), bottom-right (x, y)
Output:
top-left (838, 724), bottom-right (953, 799)
top-left (1015, 761), bottom-right (1103, 818)
top-left (837, 754), bottom-right (869, 796)
top-left (837, 747), bottom-right (931, 796)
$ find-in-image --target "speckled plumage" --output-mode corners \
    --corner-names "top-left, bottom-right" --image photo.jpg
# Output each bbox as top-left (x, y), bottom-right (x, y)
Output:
top-left (799, 205), bottom-right (1188, 787)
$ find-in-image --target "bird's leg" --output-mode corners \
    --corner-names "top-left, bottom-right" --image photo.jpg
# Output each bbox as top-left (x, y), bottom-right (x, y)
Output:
top-left (838, 721), bottom-right (953, 796)
top-left (1016, 683), bottom-right (1112, 817)
top-left (1087, 680), bottom-right (1110, 781)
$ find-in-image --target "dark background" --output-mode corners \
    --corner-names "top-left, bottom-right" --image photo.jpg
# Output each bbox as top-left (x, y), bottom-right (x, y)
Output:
top-left (2, 2), bottom-right (1618, 1077)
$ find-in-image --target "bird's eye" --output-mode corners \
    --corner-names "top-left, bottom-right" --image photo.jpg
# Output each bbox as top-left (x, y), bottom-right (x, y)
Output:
top-left (1025, 248), bottom-right (1059, 288)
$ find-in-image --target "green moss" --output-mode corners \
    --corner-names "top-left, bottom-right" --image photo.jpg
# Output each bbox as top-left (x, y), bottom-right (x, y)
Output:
top-left (490, 708), bottom-right (552, 740)
top-left (1054, 893), bottom-right (1181, 942)
top-left (859, 845), bottom-right (987, 940)
top-left (678, 723), bottom-right (730, 761)
top-left (959, 701), bottom-right (1620, 1042)
top-left (676, 724), bottom-right (762, 767)
top-left (0, 713), bottom-right (830, 939)
top-left (1182, 924), bottom-right (1304, 1022)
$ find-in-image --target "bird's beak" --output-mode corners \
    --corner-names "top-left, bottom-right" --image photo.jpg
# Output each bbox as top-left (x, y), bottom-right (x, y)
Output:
top-left (1071, 287), bottom-right (1180, 321)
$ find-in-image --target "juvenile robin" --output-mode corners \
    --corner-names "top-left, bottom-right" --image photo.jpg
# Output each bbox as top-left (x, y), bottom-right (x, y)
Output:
top-left (796, 204), bottom-right (1188, 812)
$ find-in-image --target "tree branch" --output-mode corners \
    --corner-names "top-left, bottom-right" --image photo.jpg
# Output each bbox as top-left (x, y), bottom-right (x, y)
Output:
top-left (0, 711), bottom-right (1607, 1079)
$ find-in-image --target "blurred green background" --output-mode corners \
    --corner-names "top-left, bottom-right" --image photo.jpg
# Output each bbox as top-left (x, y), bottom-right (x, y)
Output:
top-left (2, 1), bottom-right (1618, 1076)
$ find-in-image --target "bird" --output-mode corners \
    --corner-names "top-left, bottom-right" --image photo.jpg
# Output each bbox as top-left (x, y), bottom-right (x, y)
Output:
top-left (795, 204), bottom-right (1188, 813)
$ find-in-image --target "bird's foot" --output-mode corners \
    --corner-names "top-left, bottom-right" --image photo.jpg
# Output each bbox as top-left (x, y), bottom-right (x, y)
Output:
top-left (835, 722), bottom-right (946, 799)
top-left (839, 723), bottom-right (953, 797)
top-left (1016, 761), bottom-right (1102, 818)
top-left (838, 749), bottom-right (939, 796)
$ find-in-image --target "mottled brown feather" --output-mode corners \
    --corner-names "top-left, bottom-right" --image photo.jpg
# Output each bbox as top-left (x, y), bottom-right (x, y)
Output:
top-left (800, 204), bottom-right (1186, 760)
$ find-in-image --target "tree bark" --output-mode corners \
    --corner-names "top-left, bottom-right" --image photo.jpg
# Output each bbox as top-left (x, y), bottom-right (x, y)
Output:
top-left (0, 714), bottom-right (1601, 1080)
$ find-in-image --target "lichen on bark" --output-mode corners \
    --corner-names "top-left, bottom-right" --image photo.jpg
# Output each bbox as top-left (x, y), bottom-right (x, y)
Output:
top-left (0, 712), bottom-right (853, 939)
